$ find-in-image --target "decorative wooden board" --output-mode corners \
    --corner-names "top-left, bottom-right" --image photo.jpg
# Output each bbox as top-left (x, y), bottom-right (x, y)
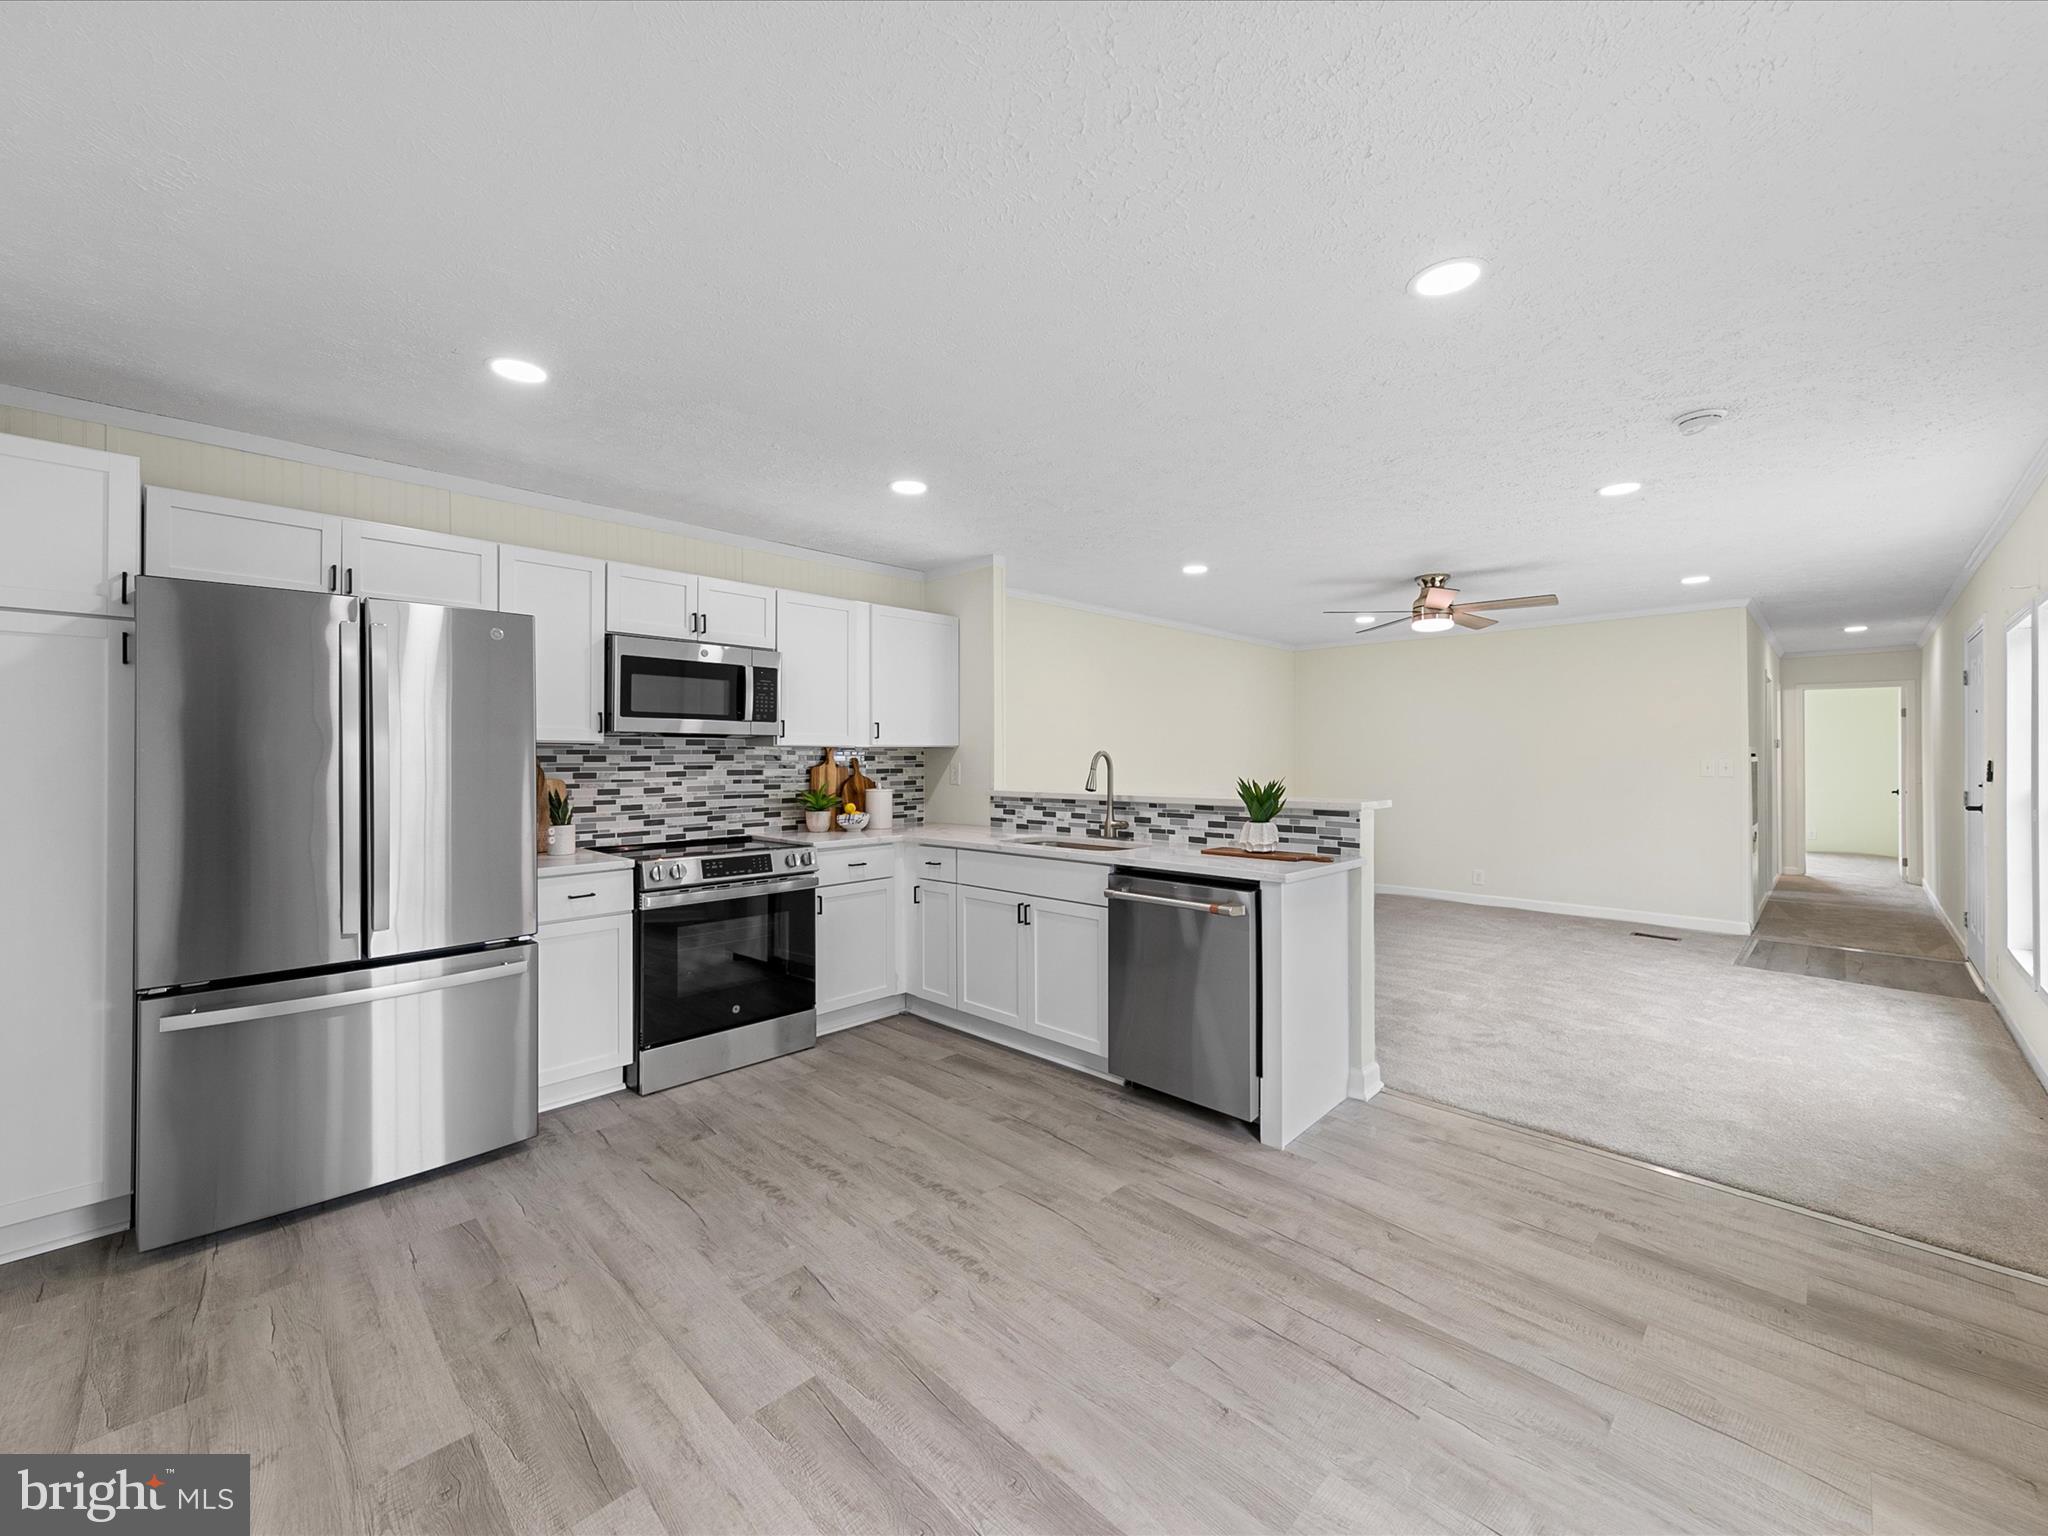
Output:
top-left (1200, 846), bottom-right (1334, 863)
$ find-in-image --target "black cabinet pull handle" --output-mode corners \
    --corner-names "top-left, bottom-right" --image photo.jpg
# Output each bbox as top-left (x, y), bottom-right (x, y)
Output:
top-left (816, 893), bottom-right (823, 915)
top-left (566, 891), bottom-right (595, 900)
top-left (1022, 903), bottom-right (1032, 926)
top-left (873, 721), bottom-right (881, 741)
top-left (121, 630), bottom-right (132, 666)
top-left (119, 570), bottom-right (131, 604)
top-left (1016, 902), bottom-right (1025, 924)
top-left (327, 563), bottom-right (338, 593)
top-left (913, 886), bottom-right (922, 904)
top-left (344, 567), bottom-right (354, 595)
top-left (848, 861), bottom-right (867, 868)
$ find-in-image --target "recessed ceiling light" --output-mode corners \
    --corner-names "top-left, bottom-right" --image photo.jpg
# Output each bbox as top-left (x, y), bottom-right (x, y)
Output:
top-left (1408, 258), bottom-right (1485, 298)
top-left (1181, 563), bottom-right (1209, 576)
top-left (1598, 482), bottom-right (1643, 498)
top-left (1844, 624), bottom-right (1869, 634)
top-left (1680, 574), bottom-right (1711, 586)
top-left (890, 479), bottom-right (927, 496)
top-left (1411, 614), bottom-right (1455, 634)
top-left (488, 357), bottom-right (547, 384)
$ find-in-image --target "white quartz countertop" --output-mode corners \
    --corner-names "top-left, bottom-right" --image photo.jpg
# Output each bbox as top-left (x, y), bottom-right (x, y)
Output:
top-left (775, 822), bottom-right (1364, 884)
top-left (536, 848), bottom-right (633, 877)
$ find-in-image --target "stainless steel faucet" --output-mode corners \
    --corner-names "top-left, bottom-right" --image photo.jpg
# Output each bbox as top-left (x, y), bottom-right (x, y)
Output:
top-left (1084, 750), bottom-right (1129, 839)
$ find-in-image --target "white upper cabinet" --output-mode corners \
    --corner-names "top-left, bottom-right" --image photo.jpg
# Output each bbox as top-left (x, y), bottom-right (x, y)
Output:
top-left (870, 605), bottom-right (959, 747)
top-left (777, 591), bottom-right (872, 746)
top-left (500, 546), bottom-right (606, 743)
top-left (342, 522), bottom-right (498, 608)
top-left (606, 563), bottom-right (777, 647)
top-left (145, 487), bottom-right (341, 593)
top-left (0, 433), bottom-right (140, 617)
top-left (606, 561), bottom-right (696, 640)
top-left (697, 575), bottom-right (777, 648)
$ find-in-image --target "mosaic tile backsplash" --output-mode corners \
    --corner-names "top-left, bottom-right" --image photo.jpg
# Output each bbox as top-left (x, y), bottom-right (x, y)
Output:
top-left (991, 792), bottom-right (1362, 856)
top-left (541, 738), bottom-right (927, 845)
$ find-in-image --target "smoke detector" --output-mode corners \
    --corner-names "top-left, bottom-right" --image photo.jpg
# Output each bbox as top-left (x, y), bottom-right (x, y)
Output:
top-left (1674, 408), bottom-right (1729, 436)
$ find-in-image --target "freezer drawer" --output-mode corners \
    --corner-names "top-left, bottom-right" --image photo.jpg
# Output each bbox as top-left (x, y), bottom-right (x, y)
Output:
top-left (1106, 873), bottom-right (1259, 1121)
top-left (135, 944), bottom-right (537, 1249)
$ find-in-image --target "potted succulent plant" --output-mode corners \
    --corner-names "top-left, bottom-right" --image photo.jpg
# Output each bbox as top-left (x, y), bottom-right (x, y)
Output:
top-left (1234, 778), bottom-right (1286, 850)
top-left (545, 788), bottom-right (576, 855)
top-left (798, 786), bottom-right (840, 834)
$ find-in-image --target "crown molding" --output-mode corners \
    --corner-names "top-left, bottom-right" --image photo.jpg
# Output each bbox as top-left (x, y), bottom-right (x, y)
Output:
top-left (0, 380), bottom-right (927, 581)
top-left (922, 553), bottom-right (1006, 581)
top-left (1918, 429), bottom-right (2048, 648)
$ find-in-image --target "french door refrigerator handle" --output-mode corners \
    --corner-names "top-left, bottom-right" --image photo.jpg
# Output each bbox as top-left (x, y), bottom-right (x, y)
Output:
top-left (339, 613), bottom-right (362, 938)
top-left (156, 956), bottom-right (529, 1032)
top-left (368, 618), bottom-right (393, 933)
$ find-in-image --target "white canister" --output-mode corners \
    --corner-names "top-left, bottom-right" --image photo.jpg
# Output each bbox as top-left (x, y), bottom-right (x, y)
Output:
top-left (866, 786), bottom-right (894, 831)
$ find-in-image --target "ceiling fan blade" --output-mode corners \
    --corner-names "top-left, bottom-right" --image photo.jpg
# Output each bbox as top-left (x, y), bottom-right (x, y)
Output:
top-left (1321, 609), bottom-right (1415, 615)
top-left (1452, 609), bottom-right (1497, 630)
top-left (1419, 586), bottom-right (1459, 611)
top-left (1453, 593), bottom-right (1558, 613)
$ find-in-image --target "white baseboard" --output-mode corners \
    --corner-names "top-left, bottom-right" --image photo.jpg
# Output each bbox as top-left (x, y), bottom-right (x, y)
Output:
top-left (1921, 884), bottom-right (2048, 1098)
top-left (1, 1195), bottom-right (129, 1267)
top-left (1375, 884), bottom-right (1752, 936)
top-left (540, 1066), bottom-right (627, 1113)
top-left (903, 997), bottom-right (1120, 1081)
top-left (819, 996), bottom-right (908, 1035)
top-left (1348, 1064), bottom-right (1384, 1101)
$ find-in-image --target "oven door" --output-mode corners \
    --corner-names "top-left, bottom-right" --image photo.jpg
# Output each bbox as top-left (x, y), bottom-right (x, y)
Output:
top-left (607, 633), bottom-right (762, 734)
top-left (634, 875), bottom-right (817, 1090)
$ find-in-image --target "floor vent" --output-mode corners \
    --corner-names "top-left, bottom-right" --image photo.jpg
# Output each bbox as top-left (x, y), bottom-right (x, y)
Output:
top-left (1630, 930), bottom-right (1682, 942)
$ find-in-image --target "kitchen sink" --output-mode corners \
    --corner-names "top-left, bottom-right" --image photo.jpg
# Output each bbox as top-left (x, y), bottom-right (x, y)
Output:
top-left (1014, 836), bottom-right (1142, 851)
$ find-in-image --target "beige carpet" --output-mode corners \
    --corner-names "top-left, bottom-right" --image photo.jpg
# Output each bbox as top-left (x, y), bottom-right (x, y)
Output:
top-left (1377, 864), bottom-right (2048, 1275)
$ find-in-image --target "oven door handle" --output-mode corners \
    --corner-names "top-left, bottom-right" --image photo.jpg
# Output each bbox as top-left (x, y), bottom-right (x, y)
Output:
top-left (639, 874), bottom-right (821, 910)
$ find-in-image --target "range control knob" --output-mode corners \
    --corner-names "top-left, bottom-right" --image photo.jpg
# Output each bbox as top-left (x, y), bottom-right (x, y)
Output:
top-left (647, 864), bottom-right (665, 883)
top-left (801, 851), bottom-right (814, 866)
top-left (668, 861), bottom-right (684, 881)
top-left (784, 852), bottom-right (799, 868)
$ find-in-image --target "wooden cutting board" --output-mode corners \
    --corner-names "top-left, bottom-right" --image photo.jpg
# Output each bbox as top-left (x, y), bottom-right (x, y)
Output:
top-left (1200, 846), bottom-right (1334, 863)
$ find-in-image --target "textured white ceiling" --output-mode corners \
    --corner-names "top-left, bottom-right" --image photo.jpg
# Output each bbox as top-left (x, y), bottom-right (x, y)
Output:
top-left (4, 1), bottom-right (2047, 653)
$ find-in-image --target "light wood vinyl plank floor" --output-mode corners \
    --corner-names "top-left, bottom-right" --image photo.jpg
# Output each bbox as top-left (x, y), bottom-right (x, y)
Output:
top-left (4, 1013), bottom-right (2046, 1535)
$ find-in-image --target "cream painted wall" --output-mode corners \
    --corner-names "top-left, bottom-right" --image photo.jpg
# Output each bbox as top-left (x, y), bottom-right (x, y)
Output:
top-left (0, 404), bottom-right (927, 609)
top-left (1782, 649), bottom-right (1919, 687)
top-left (1746, 612), bottom-right (1781, 916)
top-left (1293, 607), bottom-right (1756, 929)
top-left (924, 563), bottom-right (1005, 825)
top-left (1923, 466), bottom-right (2048, 1083)
top-left (1803, 687), bottom-right (1901, 856)
top-left (1002, 597), bottom-right (1292, 796)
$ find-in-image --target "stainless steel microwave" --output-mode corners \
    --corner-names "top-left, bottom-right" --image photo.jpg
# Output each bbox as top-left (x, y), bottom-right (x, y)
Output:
top-left (606, 633), bottom-right (780, 736)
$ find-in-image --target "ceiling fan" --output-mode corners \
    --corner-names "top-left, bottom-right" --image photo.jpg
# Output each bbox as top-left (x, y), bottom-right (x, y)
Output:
top-left (1325, 573), bottom-right (1558, 634)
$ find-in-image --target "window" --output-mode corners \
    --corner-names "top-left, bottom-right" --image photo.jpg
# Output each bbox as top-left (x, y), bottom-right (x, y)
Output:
top-left (2008, 607), bottom-right (2036, 976)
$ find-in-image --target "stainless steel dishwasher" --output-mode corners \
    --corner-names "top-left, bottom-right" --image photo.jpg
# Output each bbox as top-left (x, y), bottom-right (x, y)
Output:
top-left (1106, 871), bottom-right (1260, 1121)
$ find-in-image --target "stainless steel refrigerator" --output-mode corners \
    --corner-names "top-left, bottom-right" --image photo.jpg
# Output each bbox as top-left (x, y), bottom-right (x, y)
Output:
top-left (132, 577), bottom-right (539, 1250)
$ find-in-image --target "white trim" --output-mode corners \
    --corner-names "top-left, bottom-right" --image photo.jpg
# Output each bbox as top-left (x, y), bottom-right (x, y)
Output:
top-left (1383, 1090), bottom-right (2048, 1289)
top-left (538, 1067), bottom-right (626, 1113)
top-left (1375, 883), bottom-right (1752, 936)
top-left (818, 995), bottom-right (908, 1034)
top-left (1923, 881), bottom-right (2047, 1097)
top-left (1744, 598), bottom-right (1784, 657)
top-left (1347, 1063), bottom-right (1384, 1101)
top-left (0, 381), bottom-right (926, 581)
top-left (903, 996), bottom-right (1121, 1081)
top-left (1918, 429), bottom-right (2048, 648)
top-left (0, 1195), bottom-right (130, 1268)
top-left (1007, 587), bottom-right (1290, 650)
top-left (922, 554), bottom-right (1005, 581)
top-left (1777, 644), bottom-right (1924, 669)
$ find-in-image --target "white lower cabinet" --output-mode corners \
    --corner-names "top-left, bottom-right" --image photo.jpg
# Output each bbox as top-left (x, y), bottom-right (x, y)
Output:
top-left (953, 878), bottom-right (1109, 1056)
top-left (817, 878), bottom-right (898, 1014)
top-left (535, 869), bottom-right (634, 1110)
top-left (955, 884), bottom-right (1029, 1030)
top-left (0, 612), bottom-right (133, 1262)
top-left (907, 879), bottom-right (958, 1008)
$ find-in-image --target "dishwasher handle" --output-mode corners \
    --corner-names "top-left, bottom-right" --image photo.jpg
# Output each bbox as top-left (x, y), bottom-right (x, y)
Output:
top-left (1107, 887), bottom-right (1248, 918)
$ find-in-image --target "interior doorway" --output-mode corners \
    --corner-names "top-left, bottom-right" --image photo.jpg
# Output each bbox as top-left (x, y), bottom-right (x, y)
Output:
top-left (1801, 685), bottom-right (1903, 878)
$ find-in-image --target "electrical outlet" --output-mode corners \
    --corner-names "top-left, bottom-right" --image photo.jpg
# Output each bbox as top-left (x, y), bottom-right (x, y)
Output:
top-left (1472, 868), bottom-right (1487, 886)
top-left (948, 758), bottom-right (962, 786)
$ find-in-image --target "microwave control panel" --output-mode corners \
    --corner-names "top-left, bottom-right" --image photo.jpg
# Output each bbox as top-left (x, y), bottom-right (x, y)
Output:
top-left (751, 667), bottom-right (779, 722)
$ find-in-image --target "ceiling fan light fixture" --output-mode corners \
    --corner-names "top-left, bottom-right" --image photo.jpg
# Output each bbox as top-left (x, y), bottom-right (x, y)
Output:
top-left (1411, 614), bottom-right (1455, 634)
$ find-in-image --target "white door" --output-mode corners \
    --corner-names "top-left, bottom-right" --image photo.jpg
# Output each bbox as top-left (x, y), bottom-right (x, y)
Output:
top-left (0, 613), bottom-right (133, 1243)
top-left (817, 879), bottom-right (898, 1014)
top-left (606, 562), bottom-right (697, 640)
top-left (1964, 623), bottom-right (1987, 973)
top-left (1021, 895), bottom-right (1109, 1055)
top-left (537, 912), bottom-right (633, 1100)
top-left (870, 605), bottom-right (960, 747)
top-left (907, 881), bottom-right (958, 1007)
top-left (501, 546), bottom-right (606, 742)
top-left (342, 522), bottom-right (499, 608)
top-left (0, 433), bottom-right (141, 617)
top-left (778, 591), bottom-right (871, 746)
top-left (145, 487), bottom-right (342, 593)
top-left (956, 885), bottom-right (1027, 1029)
top-left (697, 575), bottom-right (778, 648)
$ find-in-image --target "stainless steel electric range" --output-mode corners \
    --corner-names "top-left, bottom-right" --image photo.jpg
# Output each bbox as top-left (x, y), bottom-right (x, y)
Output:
top-left (598, 836), bottom-right (820, 1093)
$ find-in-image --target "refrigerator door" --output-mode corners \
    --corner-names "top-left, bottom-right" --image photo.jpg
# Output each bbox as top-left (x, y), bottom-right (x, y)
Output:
top-left (135, 943), bottom-right (538, 1249)
top-left (363, 599), bottom-right (536, 957)
top-left (136, 577), bottom-right (362, 990)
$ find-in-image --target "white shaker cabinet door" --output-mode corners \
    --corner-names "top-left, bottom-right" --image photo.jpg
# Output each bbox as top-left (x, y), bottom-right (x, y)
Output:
top-left (955, 884), bottom-right (1028, 1031)
top-left (0, 433), bottom-right (141, 618)
top-left (907, 880), bottom-right (958, 1009)
top-left (776, 591), bottom-right (870, 746)
top-left (605, 562), bottom-right (697, 641)
top-left (536, 911), bottom-right (633, 1095)
top-left (696, 575), bottom-right (778, 648)
top-left (0, 613), bottom-right (133, 1252)
top-left (869, 605), bottom-right (959, 747)
top-left (1021, 895), bottom-right (1109, 1056)
top-left (817, 879), bottom-right (897, 1014)
top-left (501, 546), bottom-right (606, 742)
top-left (145, 487), bottom-right (342, 593)
top-left (342, 521), bottom-right (499, 608)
